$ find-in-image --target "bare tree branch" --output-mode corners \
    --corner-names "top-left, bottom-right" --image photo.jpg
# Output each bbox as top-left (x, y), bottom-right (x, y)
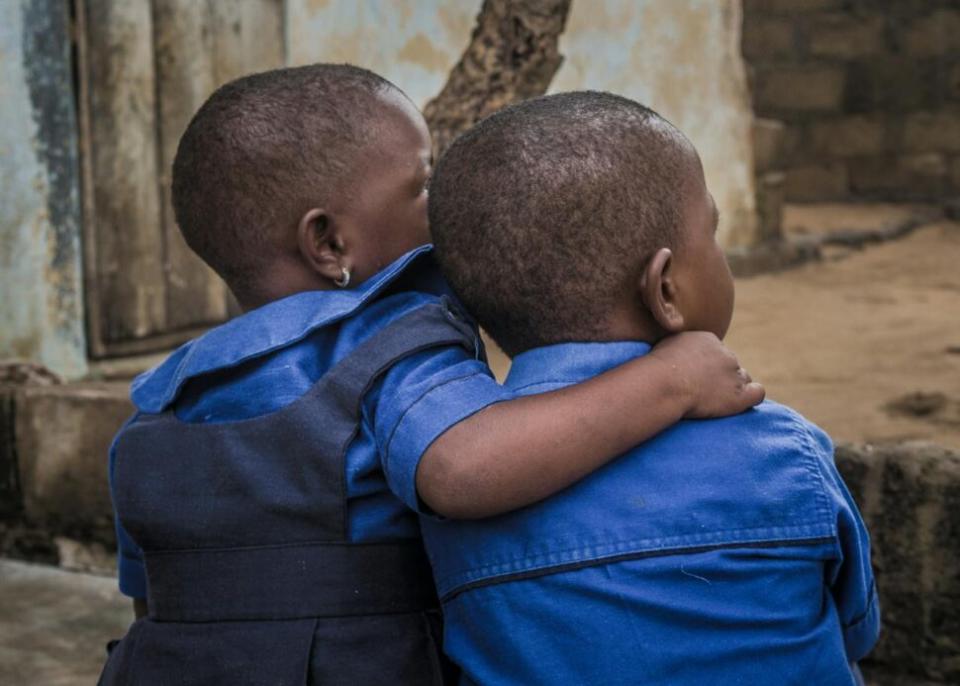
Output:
top-left (424, 0), bottom-right (572, 160)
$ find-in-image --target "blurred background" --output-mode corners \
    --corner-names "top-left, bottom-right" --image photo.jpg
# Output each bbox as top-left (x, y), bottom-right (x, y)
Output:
top-left (0, 1), bottom-right (957, 684)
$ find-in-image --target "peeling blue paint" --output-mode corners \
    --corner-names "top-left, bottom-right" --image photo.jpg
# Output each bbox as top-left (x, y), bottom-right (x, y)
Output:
top-left (22, 0), bottom-right (81, 274)
top-left (0, 0), bottom-right (86, 378)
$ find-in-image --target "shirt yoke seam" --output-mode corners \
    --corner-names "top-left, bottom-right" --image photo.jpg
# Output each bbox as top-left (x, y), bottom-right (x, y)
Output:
top-left (439, 535), bottom-right (838, 601)
top-left (435, 524), bottom-right (837, 590)
top-left (509, 378), bottom-right (578, 394)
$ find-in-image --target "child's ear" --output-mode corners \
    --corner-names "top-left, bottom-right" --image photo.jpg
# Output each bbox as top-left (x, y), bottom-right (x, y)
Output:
top-left (297, 208), bottom-right (348, 283)
top-left (639, 248), bottom-right (685, 333)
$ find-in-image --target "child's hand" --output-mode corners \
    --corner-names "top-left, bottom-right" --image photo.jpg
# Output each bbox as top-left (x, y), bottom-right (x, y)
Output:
top-left (649, 331), bottom-right (765, 419)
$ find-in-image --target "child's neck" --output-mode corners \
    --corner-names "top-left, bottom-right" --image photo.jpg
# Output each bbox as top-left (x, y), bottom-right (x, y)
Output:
top-left (602, 305), bottom-right (664, 346)
top-left (236, 267), bottom-right (331, 313)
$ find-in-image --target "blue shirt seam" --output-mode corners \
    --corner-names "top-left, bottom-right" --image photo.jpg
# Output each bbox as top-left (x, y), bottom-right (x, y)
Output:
top-left (843, 579), bottom-right (879, 629)
top-left (787, 411), bottom-right (837, 532)
top-left (434, 525), bottom-right (836, 591)
top-left (508, 377), bottom-right (584, 394)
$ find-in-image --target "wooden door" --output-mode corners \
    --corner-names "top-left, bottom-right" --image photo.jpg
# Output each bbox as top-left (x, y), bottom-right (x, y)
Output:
top-left (75, 0), bottom-right (284, 358)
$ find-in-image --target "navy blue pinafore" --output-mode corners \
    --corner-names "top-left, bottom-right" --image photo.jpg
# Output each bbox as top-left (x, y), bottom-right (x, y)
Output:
top-left (98, 302), bottom-right (472, 685)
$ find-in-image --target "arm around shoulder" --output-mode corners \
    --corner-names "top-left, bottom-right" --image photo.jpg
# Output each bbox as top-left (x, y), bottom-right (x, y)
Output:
top-left (417, 351), bottom-right (690, 518)
top-left (375, 331), bottom-right (763, 520)
top-left (418, 332), bottom-right (764, 518)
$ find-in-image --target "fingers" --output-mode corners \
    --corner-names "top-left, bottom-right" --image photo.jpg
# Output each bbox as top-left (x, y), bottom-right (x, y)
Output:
top-left (656, 331), bottom-right (765, 416)
top-left (727, 366), bottom-right (764, 412)
top-left (736, 365), bottom-right (764, 409)
top-left (742, 381), bottom-right (766, 407)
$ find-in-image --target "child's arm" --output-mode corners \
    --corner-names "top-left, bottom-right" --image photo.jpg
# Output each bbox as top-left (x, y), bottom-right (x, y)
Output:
top-left (409, 331), bottom-right (763, 518)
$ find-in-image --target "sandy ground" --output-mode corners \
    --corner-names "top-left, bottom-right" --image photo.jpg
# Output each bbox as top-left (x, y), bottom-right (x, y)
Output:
top-left (729, 218), bottom-right (960, 451)
top-left (488, 213), bottom-right (960, 451)
top-left (0, 560), bottom-right (129, 685)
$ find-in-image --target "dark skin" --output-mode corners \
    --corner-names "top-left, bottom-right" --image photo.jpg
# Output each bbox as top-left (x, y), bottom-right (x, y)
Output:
top-left (241, 89), bottom-right (432, 310)
top-left (246, 89), bottom-right (762, 518)
top-left (133, 91), bottom-right (761, 619)
top-left (418, 136), bottom-right (747, 518)
top-left (608, 138), bottom-right (736, 345)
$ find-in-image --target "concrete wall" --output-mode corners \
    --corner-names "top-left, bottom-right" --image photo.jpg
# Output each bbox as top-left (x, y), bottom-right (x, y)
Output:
top-left (743, 0), bottom-right (960, 202)
top-left (287, 0), bottom-right (759, 247)
top-left (552, 0), bottom-right (758, 247)
top-left (286, 0), bottom-right (480, 109)
top-left (7, 382), bottom-right (131, 542)
top-left (0, 0), bottom-right (759, 377)
top-left (836, 442), bottom-right (960, 684)
top-left (0, 0), bottom-right (86, 379)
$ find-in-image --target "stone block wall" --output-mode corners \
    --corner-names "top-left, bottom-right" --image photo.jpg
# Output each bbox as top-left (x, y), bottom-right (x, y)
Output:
top-left (837, 442), bottom-right (960, 684)
top-left (743, 0), bottom-right (960, 202)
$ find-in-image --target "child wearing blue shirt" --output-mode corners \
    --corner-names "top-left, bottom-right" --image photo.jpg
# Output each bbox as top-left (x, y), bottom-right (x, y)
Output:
top-left (425, 91), bottom-right (880, 685)
top-left (99, 67), bottom-right (764, 686)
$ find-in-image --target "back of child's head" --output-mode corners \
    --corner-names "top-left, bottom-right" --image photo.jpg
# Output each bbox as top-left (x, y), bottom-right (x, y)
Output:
top-left (429, 91), bottom-right (696, 357)
top-left (172, 64), bottom-right (396, 299)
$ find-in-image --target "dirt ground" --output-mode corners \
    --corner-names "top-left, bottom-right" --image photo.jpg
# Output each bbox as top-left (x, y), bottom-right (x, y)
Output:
top-left (730, 213), bottom-right (960, 451)
top-left (488, 208), bottom-right (960, 451)
top-left (0, 560), bottom-right (129, 686)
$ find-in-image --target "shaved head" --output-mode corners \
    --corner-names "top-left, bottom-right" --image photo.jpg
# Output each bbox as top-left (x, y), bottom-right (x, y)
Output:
top-left (172, 64), bottom-right (399, 298)
top-left (429, 91), bottom-right (696, 356)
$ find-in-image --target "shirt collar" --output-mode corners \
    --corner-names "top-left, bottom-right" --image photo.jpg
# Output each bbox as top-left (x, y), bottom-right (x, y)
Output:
top-left (131, 245), bottom-right (434, 412)
top-left (504, 341), bottom-right (653, 392)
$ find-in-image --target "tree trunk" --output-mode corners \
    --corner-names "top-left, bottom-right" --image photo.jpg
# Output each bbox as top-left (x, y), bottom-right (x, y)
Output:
top-left (423, 0), bottom-right (572, 160)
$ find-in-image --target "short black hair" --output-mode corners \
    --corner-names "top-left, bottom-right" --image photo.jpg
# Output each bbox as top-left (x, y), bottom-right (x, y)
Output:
top-left (172, 64), bottom-right (395, 298)
top-left (429, 91), bottom-right (694, 356)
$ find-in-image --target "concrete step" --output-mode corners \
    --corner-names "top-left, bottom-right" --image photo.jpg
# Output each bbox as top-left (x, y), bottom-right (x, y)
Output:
top-left (1, 381), bottom-right (132, 544)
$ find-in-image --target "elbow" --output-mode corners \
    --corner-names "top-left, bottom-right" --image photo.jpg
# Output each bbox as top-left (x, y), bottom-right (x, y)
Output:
top-left (416, 445), bottom-right (493, 520)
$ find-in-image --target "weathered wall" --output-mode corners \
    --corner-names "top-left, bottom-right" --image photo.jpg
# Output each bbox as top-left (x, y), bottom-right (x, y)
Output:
top-left (287, 0), bottom-right (759, 247)
top-left (13, 382), bottom-right (131, 543)
top-left (743, 0), bottom-right (960, 203)
top-left (551, 0), bottom-right (758, 247)
top-left (0, 0), bottom-right (86, 379)
top-left (286, 0), bottom-right (480, 108)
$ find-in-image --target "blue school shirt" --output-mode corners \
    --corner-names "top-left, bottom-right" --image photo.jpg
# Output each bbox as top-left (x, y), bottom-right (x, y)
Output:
top-left (110, 246), bottom-right (510, 599)
top-left (422, 342), bottom-right (880, 686)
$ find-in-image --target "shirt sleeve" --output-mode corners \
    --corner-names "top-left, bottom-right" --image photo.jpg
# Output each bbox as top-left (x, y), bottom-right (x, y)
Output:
top-left (806, 422), bottom-right (881, 662)
top-left (365, 344), bottom-right (514, 513)
top-left (108, 414), bottom-right (148, 599)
